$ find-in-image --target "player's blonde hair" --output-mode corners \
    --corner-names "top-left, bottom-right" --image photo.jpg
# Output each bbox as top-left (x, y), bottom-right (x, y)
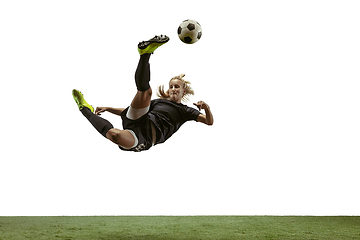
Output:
top-left (157, 74), bottom-right (194, 102)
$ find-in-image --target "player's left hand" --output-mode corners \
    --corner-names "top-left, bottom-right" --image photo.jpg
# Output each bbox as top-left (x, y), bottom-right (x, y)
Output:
top-left (193, 101), bottom-right (210, 111)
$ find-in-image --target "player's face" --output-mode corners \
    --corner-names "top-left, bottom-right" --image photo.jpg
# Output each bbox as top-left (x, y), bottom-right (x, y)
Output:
top-left (169, 79), bottom-right (186, 103)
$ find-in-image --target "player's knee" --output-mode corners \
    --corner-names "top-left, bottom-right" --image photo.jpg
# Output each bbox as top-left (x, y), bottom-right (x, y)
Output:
top-left (139, 87), bottom-right (152, 96)
top-left (106, 129), bottom-right (122, 144)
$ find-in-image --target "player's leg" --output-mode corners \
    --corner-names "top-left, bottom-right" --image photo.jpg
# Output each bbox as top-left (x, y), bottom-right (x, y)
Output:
top-left (130, 35), bottom-right (169, 110)
top-left (131, 53), bottom-right (153, 109)
top-left (106, 129), bottom-right (136, 149)
top-left (79, 105), bottom-right (114, 138)
top-left (72, 89), bottom-right (136, 148)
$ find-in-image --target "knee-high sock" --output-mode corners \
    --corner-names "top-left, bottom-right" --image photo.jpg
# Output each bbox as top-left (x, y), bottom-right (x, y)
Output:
top-left (135, 53), bottom-right (151, 92)
top-left (81, 107), bottom-right (113, 138)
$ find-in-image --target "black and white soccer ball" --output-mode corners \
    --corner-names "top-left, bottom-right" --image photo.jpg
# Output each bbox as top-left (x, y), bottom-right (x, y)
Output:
top-left (177, 19), bottom-right (202, 44)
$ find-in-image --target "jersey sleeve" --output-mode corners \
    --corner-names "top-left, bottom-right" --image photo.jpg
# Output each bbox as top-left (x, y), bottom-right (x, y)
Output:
top-left (186, 106), bottom-right (202, 121)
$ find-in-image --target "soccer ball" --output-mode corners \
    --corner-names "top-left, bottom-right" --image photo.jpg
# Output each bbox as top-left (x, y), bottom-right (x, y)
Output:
top-left (177, 19), bottom-right (202, 44)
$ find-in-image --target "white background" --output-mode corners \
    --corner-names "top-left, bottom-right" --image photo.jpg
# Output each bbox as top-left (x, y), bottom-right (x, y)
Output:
top-left (1, 0), bottom-right (359, 216)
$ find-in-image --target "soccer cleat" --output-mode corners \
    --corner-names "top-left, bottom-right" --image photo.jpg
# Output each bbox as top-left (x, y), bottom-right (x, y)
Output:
top-left (138, 35), bottom-right (169, 55)
top-left (72, 89), bottom-right (94, 112)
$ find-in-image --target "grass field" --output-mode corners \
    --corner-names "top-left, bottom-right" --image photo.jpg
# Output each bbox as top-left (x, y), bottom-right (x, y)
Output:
top-left (0, 216), bottom-right (359, 239)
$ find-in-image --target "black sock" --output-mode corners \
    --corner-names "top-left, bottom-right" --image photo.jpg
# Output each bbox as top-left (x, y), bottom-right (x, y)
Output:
top-left (81, 107), bottom-right (113, 138)
top-left (135, 53), bottom-right (151, 92)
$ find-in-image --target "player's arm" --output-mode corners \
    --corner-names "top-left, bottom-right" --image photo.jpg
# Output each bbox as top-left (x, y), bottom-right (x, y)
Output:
top-left (95, 107), bottom-right (125, 116)
top-left (194, 101), bottom-right (214, 126)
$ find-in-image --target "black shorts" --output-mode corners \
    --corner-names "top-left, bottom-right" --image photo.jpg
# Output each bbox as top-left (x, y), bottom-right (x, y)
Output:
top-left (119, 107), bottom-right (154, 152)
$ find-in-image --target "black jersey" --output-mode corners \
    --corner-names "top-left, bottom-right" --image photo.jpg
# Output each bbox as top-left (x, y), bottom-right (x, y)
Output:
top-left (148, 99), bottom-right (201, 145)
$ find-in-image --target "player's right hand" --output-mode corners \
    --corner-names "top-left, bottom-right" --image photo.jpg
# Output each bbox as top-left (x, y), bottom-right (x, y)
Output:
top-left (95, 107), bottom-right (107, 115)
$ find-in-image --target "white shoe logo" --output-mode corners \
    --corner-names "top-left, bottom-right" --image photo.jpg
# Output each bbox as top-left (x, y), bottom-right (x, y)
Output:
top-left (134, 143), bottom-right (146, 152)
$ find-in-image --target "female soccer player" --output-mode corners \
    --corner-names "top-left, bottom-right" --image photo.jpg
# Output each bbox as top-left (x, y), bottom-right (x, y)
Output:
top-left (72, 35), bottom-right (214, 152)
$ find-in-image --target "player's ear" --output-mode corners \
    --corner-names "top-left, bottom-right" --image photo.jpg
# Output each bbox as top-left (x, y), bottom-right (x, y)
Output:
top-left (182, 89), bottom-right (186, 97)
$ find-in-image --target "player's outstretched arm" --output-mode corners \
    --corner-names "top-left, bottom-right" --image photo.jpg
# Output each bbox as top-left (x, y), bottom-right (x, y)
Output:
top-left (95, 107), bottom-right (125, 116)
top-left (194, 101), bottom-right (214, 126)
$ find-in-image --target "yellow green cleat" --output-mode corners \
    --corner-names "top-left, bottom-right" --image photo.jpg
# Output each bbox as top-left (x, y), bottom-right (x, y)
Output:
top-left (138, 35), bottom-right (169, 55)
top-left (72, 89), bottom-right (94, 112)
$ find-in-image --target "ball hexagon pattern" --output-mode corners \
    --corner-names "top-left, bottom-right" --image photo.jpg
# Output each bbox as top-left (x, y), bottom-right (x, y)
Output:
top-left (178, 19), bottom-right (202, 44)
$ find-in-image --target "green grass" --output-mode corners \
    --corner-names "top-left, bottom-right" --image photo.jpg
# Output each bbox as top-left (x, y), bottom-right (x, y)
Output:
top-left (0, 216), bottom-right (359, 239)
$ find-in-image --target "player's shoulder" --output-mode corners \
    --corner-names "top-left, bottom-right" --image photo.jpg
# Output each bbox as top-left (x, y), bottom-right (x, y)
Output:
top-left (152, 98), bottom-right (197, 111)
top-left (152, 98), bottom-right (182, 106)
